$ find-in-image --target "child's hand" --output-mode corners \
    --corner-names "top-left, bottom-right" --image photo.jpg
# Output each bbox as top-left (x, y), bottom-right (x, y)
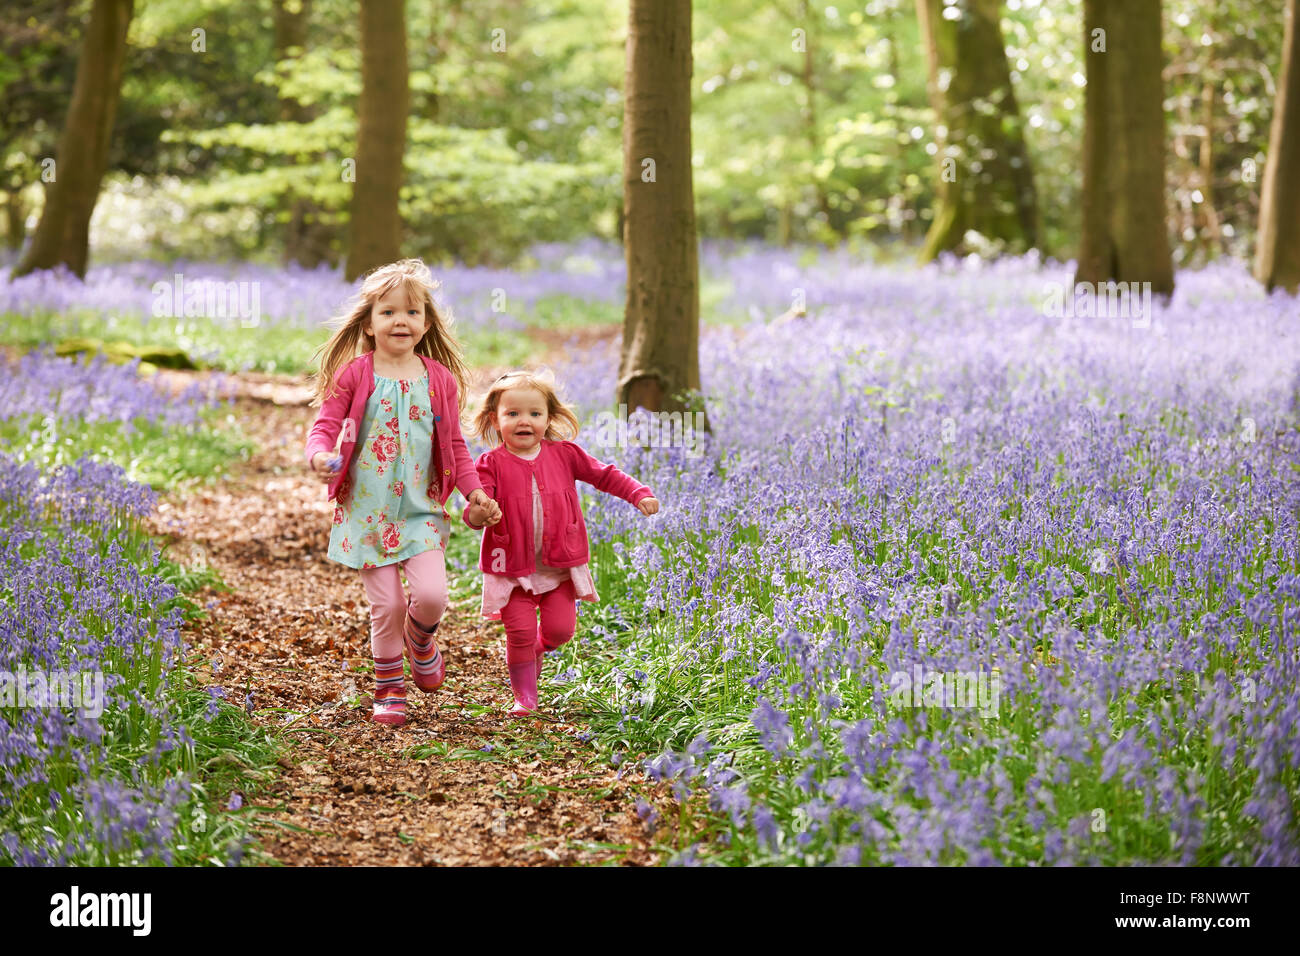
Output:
top-left (310, 451), bottom-right (340, 482)
top-left (311, 423), bottom-right (350, 481)
top-left (467, 489), bottom-right (502, 526)
top-left (467, 501), bottom-right (502, 527)
top-left (637, 496), bottom-right (659, 516)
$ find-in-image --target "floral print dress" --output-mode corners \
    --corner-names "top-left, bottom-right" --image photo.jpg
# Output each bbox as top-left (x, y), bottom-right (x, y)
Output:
top-left (327, 370), bottom-right (451, 570)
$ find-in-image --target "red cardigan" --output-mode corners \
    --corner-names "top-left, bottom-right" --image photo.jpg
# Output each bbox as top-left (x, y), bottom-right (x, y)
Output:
top-left (304, 350), bottom-right (483, 507)
top-left (463, 439), bottom-right (653, 575)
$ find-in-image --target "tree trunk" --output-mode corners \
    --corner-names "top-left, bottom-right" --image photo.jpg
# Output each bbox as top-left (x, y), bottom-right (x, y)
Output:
top-left (885, 26), bottom-right (914, 242)
top-left (275, 0), bottom-right (333, 268)
top-left (1256, 0), bottom-right (1300, 293)
top-left (1075, 0), bottom-right (1174, 296)
top-left (799, 0), bottom-right (832, 231)
top-left (618, 0), bottom-right (705, 427)
top-left (12, 0), bottom-right (133, 279)
top-left (1197, 82), bottom-right (1223, 256)
top-left (426, 0), bottom-right (465, 122)
top-left (4, 190), bottom-right (25, 250)
top-left (345, 0), bottom-right (409, 282)
top-left (914, 0), bottom-right (1038, 262)
top-left (274, 0), bottom-right (311, 122)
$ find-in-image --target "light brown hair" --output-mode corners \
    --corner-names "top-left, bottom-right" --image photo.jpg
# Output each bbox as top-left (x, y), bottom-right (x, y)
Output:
top-left (470, 369), bottom-right (581, 446)
top-left (307, 259), bottom-right (471, 414)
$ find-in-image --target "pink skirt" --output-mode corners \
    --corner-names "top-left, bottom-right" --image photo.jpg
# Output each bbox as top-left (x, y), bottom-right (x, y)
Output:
top-left (480, 563), bottom-right (598, 620)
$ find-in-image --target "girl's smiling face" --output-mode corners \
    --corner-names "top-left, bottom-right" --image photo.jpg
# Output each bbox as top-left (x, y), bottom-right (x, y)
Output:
top-left (364, 293), bottom-right (429, 361)
top-left (497, 386), bottom-right (549, 454)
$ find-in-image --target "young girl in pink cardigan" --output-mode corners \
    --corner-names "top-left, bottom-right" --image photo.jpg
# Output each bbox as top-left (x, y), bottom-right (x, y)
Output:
top-left (304, 259), bottom-right (501, 727)
top-left (463, 370), bottom-right (659, 716)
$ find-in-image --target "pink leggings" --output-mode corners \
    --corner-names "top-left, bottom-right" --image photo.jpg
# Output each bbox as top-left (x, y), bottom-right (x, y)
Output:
top-left (500, 579), bottom-right (577, 668)
top-left (358, 549), bottom-right (448, 659)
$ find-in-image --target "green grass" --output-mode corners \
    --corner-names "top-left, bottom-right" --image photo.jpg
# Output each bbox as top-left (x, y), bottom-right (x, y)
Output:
top-left (115, 648), bottom-right (287, 867)
top-left (2, 278), bottom-right (765, 379)
top-left (0, 405), bottom-right (254, 493)
top-left (528, 295), bottom-right (623, 330)
top-left (0, 309), bottom-right (539, 375)
top-left (0, 308), bottom-right (320, 375)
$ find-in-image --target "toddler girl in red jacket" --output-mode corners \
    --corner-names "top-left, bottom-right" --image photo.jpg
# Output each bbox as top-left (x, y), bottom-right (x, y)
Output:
top-left (304, 259), bottom-right (502, 727)
top-left (463, 370), bottom-right (659, 716)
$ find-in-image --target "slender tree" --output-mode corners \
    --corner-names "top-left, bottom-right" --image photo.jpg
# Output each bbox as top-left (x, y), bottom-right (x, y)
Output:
top-left (13, 0), bottom-right (133, 279)
top-left (914, 0), bottom-right (1038, 262)
top-left (3, 192), bottom-right (24, 251)
top-left (1256, 0), bottom-right (1300, 293)
top-left (1075, 0), bottom-right (1174, 296)
top-left (275, 0), bottom-right (333, 267)
top-left (1, 2), bottom-right (81, 251)
top-left (618, 0), bottom-right (705, 423)
top-left (796, 0), bottom-right (832, 228)
top-left (345, 0), bottom-right (409, 281)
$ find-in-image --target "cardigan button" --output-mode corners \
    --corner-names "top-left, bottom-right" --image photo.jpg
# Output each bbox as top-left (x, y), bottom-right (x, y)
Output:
top-left (435, 415), bottom-right (441, 421)
top-left (444, 469), bottom-right (451, 475)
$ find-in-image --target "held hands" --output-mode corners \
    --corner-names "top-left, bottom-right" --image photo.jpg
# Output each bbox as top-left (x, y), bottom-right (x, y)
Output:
top-left (466, 488), bottom-right (502, 527)
top-left (637, 496), bottom-right (660, 516)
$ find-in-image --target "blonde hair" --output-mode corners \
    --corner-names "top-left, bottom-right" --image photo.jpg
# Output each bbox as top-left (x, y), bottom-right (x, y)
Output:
top-left (308, 259), bottom-right (471, 414)
top-left (470, 369), bottom-right (581, 446)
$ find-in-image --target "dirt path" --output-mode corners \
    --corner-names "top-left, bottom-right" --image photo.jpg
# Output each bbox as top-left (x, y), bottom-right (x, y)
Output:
top-left (145, 369), bottom-right (667, 866)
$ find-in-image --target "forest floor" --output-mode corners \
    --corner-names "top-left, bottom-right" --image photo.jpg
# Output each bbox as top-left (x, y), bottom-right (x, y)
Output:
top-left (144, 338), bottom-right (678, 866)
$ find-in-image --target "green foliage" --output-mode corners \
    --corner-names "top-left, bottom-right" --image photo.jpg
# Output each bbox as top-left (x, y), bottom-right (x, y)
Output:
top-left (1, 0), bottom-right (1286, 264)
top-left (0, 399), bottom-right (253, 492)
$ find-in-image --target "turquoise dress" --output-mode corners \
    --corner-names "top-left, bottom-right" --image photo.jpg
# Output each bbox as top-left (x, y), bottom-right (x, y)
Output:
top-left (327, 370), bottom-right (451, 570)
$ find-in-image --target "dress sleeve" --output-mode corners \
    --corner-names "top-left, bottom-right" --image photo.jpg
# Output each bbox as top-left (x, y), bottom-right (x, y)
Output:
top-left (305, 363), bottom-right (354, 466)
top-left (445, 371), bottom-right (484, 500)
top-left (558, 440), bottom-right (653, 505)
top-left (463, 452), bottom-right (495, 529)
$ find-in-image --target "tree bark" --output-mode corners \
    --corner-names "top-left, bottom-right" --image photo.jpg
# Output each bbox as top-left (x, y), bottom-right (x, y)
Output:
top-left (425, 0), bottom-right (465, 122)
top-left (1256, 0), bottom-right (1300, 293)
top-left (275, 0), bottom-right (333, 268)
top-left (799, 0), bottom-right (832, 230)
top-left (274, 0), bottom-right (311, 122)
top-left (12, 0), bottom-right (133, 279)
top-left (914, 0), bottom-right (1038, 262)
top-left (618, 0), bottom-right (705, 426)
top-left (1197, 82), bottom-right (1223, 256)
top-left (1075, 0), bottom-right (1175, 296)
top-left (4, 190), bottom-right (25, 250)
top-left (345, 0), bottom-right (409, 282)
top-left (884, 26), bottom-right (915, 243)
